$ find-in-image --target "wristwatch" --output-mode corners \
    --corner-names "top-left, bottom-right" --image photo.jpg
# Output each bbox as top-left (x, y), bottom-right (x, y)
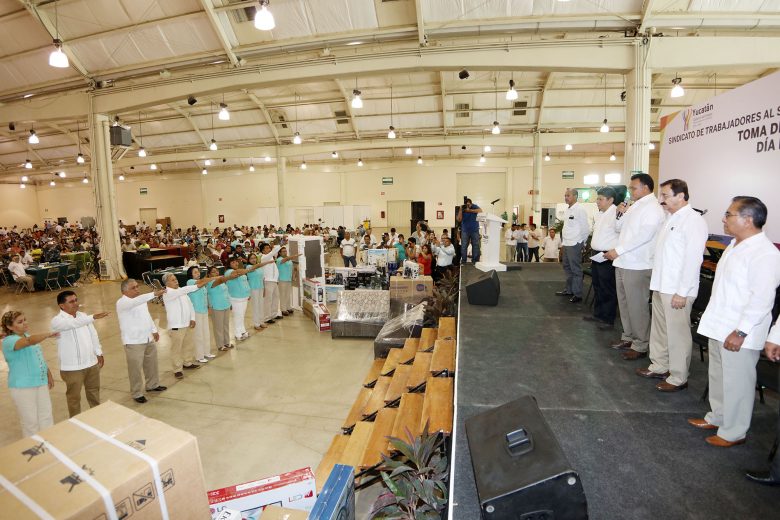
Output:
top-left (735, 330), bottom-right (748, 338)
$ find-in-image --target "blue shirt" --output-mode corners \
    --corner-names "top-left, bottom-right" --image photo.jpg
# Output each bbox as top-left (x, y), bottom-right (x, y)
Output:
top-left (206, 280), bottom-right (231, 310)
top-left (2, 334), bottom-right (48, 388)
top-left (277, 258), bottom-right (293, 282)
top-left (461, 203), bottom-right (481, 233)
top-left (186, 279), bottom-right (208, 314)
top-left (224, 269), bottom-right (251, 299)
top-left (245, 264), bottom-right (264, 290)
top-left (394, 242), bottom-right (406, 262)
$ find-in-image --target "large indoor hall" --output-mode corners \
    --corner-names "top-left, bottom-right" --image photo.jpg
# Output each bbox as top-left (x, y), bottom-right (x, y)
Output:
top-left (1, 1), bottom-right (780, 519)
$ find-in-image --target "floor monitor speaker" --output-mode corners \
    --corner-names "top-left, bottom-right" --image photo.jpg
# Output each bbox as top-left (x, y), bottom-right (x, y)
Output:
top-left (465, 395), bottom-right (588, 519)
top-left (466, 270), bottom-right (500, 306)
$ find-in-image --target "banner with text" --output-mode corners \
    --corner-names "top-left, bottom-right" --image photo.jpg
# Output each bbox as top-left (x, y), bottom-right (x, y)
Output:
top-left (659, 71), bottom-right (780, 241)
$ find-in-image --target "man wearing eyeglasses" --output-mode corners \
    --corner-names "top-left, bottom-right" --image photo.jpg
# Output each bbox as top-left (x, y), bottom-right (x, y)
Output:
top-left (688, 196), bottom-right (780, 447)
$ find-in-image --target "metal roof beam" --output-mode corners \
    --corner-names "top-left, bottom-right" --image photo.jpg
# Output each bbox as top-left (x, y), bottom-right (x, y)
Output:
top-left (45, 121), bottom-right (91, 158)
top-left (169, 104), bottom-right (210, 148)
top-left (244, 90), bottom-right (282, 145)
top-left (536, 73), bottom-right (554, 130)
top-left (413, 0), bottom-right (426, 46)
top-left (439, 72), bottom-right (447, 135)
top-left (198, 0), bottom-right (239, 67)
top-left (333, 79), bottom-right (360, 140)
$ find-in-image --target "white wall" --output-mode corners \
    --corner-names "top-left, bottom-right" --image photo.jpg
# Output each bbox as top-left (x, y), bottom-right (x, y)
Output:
top-left (0, 184), bottom-right (39, 227)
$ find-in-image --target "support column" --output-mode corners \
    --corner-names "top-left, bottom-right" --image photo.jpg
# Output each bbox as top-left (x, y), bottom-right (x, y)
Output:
top-left (277, 154), bottom-right (287, 226)
top-left (505, 165), bottom-right (514, 223)
top-left (624, 39), bottom-right (651, 176)
top-left (91, 113), bottom-right (125, 279)
top-left (532, 132), bottom-right (542, 224)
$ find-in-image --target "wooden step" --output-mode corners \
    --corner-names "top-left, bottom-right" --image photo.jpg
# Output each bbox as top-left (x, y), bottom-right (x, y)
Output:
top-left (384, 365), bottom-right (413, 404)
top-left (341, 387), bottom-right (372, 431)
top-left (380, 349), bottom-right (404, 376)
top-left (360, 407), bottom-right (398, 469)
top-left (399, 338), bottom-right (420, 363)
top-left (420, 376), bottom-right (454, 435)
top-left (361, 376), bottom-right (392, 418)
top-left (340, 421), bottom-right (374, 471)
top-left (406, 352), bottom-right (433, 390)
top-left (437, 317), bottom-right (456, 340)
top-left (362, 358), bottom-right (386, 387)
top-left (387, 393), bottom-right (425, 453)
top-left (430, 339), bottom-right (455, 374)
top-left (315, 433), bottom-right (350, 494)
top-left (418, 328), bottom-right (437, 352)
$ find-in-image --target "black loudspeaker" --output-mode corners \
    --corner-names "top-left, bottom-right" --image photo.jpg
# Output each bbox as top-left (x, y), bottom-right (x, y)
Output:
top-left (109, 126), bottom-right (132, 147)
top-left (465, 396), bottom-right (588, 520)
top-left (466, 270), bottom-right (500, 306)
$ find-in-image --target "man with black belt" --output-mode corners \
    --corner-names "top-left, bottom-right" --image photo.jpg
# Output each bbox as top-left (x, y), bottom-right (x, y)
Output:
top-left (557, 189), bottom-right (590, 303)
top-left (584, 187), bottom-right (619, 329)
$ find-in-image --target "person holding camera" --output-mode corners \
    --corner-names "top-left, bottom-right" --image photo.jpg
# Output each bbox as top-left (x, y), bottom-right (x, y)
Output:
top-left (457, 198), bottom-right (483, 264)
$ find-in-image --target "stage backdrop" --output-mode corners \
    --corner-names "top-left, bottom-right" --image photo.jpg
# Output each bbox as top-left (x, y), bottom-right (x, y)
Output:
top-left (659, 71), bottom-right (780, 242)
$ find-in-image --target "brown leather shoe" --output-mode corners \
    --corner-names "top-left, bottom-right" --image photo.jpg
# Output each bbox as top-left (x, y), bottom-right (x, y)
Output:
top-left (656, 381), bottom-right (688, 392)
top-left (621, 350), bottom-right (647, 360)
top-left (610, 340), bottom-right (633, 350)
top-left (687, 418), bottom-right (718, 430)
top-left (706, 435), bottom-right (745, 448)
top-left (635, 367), bottom-right (669, 379)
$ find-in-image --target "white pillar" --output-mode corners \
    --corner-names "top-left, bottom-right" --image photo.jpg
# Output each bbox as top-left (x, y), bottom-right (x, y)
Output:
top-left (277, 154), bottom-right (287, 226)
top-left (532, 132), bottom-right (542, 224)
top-left (505, 165), bottom-right (514, 223)
top-left (91, 113), bottom-right (125, 279)
top-left (624, 39), bottom-right (651, 176)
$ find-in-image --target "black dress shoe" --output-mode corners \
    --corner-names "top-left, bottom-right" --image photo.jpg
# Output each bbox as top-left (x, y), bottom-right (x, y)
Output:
top-left (745, 470), bottom-right (780, 486)
top-left (569, 296), bottom-right (583, 303)
top-left (582, 316), bottom-right (600, 322)
top-left (183, 364), bottom-right (201, 370)
top-left (147, 386), bottom-right (167, 392)
top-left (555, 290), bottom-right (573, 296)
top-left (266, 319), bottom-right (275, 324)
top-left (133, 396), bottom-right (148, 404)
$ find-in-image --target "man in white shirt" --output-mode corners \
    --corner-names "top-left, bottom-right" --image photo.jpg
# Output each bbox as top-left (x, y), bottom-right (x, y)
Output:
top-left (558, 189), bottom-right (591, 302)
top-left (20, 249), bottom-right (34, 266)
top-left (605, 174), bottom-right (665, 360)
top-left (584, 187), bottom-right (621, 329)
top-left (527, 224), bottom-right (542, 262)
top-left (542, 229), bottom-right (561, 262)
top-left (504, 224), bottom-right (517, 262)
top-left (341, 231), bottom-right (357, 267)
top-left (116, 279), bottom-right (167, 404)
top-left (261, 242), bottom-right (282, 323)
top-left (688, 196), bottom-right (780, 447)
top-left (637, 180), bottom-right (708, 391)
top-left (514, 224), bottom-right (530, 262)
top-left (8, 254), bottom-right (34, 292)
top-left (162, 273), bottom-right (203, 380)
top-left (51, 290), bottom-right (110, 417)
top-left (431, 236), bottom-right (456, 282)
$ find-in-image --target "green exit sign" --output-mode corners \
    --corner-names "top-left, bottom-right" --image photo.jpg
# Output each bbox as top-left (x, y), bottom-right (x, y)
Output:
top-left (139, 187), bottom-right (148, 195)
top-left (382, 177), bottom-right (393, 185)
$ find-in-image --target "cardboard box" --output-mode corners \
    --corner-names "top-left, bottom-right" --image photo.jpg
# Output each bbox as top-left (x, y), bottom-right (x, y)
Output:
top-left (303, 279), bottom-right (325, 304)
top-left (208, 468), bottom-right (316, 520)
top-left (309, 464), bottom-right (355, 520)
top-left (259, 505), bottom-right (309, 520)
top-left (390, 276), bottom-right (434, 304)
top-left (0, 400), bottom-right (209, 519)
top-left (302, 301), bottom-right (331, 332)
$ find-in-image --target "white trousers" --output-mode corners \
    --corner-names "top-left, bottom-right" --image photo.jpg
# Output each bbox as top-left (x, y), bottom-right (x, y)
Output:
top-left (10, 385), bottom-right (53, 437)
top-left (705, 339), bottom-right (761, 442)
top-left (647, 291), bottom-right (695, 386)
top-left (193, 312), bottom-right (212, 358)
top-left (230, 297), bottom-right (248, 339)
top-left (251, 288), bottom-right (265, 327)
top-left (264, 281), bottom-right (279, 321)
top-left (279, 281), bottom-right (292, 312)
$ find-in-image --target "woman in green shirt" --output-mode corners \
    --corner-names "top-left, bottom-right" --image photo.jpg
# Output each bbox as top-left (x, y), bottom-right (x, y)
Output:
top-left (246, 253), bottom-right (275, 331)
top-left (224, 256), bottom-right (262, 342)
top-left (205, 265), bottom-right (234, 351)
top-left (1, 311), bottom-right (59, 437)
top-left (276, 247), bottom-right (301, 316)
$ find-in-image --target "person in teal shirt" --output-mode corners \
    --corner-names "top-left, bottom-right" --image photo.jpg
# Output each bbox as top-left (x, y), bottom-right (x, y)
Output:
top-left (394, 234), bottom-right (407, 262)
top-left (186, 266), bottom-right (220, 362)
top-left (2, 310), bottom-right (59, 436)
top-left (276, 246), bottom-right (301, 316)
top-left (224, 256), bottom-right (262, 342)
top-left (205, 265), bottom-right (233, 351)
top-left (246, 253), bottom-right (274, 331)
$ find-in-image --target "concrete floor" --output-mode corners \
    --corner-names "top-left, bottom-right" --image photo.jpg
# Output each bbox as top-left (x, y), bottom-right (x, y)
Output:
top-left (0, 279), bottom-right (374, 491)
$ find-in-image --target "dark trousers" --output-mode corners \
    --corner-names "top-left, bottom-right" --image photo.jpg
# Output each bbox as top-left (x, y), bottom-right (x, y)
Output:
top-left (591, 257), bottom-right (617, 324)
top-left (515, 243), bottom-right (528, 262)
top-left (528, 247), bottom-right (540, 262)
top-left (342, 255), bottom-right (356, 267)
top-left (461, 230), bottom-right (481, 263)
top-left (562, 242), bottom-right (584, 297)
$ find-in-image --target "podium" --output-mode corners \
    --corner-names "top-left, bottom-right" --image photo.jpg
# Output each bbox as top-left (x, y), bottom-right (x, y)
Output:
top-left (475, 213), bottom-right (507, 272)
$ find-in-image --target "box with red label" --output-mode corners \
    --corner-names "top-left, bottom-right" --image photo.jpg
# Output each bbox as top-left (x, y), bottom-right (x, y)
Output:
top-left (302, 300), bottom-right (332, 332)
top-left (207, 467), bottom-right (316, 520)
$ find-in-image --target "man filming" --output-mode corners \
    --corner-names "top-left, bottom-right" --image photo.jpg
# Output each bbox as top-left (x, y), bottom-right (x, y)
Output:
top-left (457, 197), bottom-right (483, 264)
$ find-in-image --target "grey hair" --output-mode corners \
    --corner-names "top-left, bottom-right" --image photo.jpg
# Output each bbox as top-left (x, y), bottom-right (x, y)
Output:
top-left (120, 278), bottom-right (135, 293)
top-left (565, 188), bottom-right (579, 198)
top-left (161, 273), bottom-right (175, 285)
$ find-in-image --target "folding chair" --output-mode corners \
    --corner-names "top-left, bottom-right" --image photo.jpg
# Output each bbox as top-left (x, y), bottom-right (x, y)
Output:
top-left (64, 263), bottom-right (79, 287)
top-left (79, 258), bottom-right (93, 284)
top-left (44, 267), bottom-right (61, 291)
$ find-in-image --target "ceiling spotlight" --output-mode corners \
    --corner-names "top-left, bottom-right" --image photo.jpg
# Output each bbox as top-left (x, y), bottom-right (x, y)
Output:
top-left (620, 90), bottom-right (627, 102)
top-left (491, 121), bottom-right (501, 135)
top-left (265, 155), bottom-right (271, 162)
top-left (293, 132), bottom-right (302, 145)
top-left (610, 153), bottom-right (616, 161)
top-left (9, 122), bottom-right (15, 131)
top-left (479, 154), bottom-right (486, 163)
top-left (388, 125), bottom-right (396, 139)
top-left (50, 180), bottom-right (56, 187)
top-left (600, 118), bottom-right (609, 133)
top-left (205, 159), bottom-right (212, 166)
top-left (138, 146), bottom-right (147, 157)
top-left (58, 171), bottom-right (66, 178)
top-left (24, 159), bottom-right (32, 169)
top-left (545, 153), bottom-right (551, 162)
top-left (82, 176), bottom-right (89, 184)
top-left (28, 129), bottom-right (39, 144)
top-left (76, 153), bottom-right (85, 164)
top-left (118, 174), bottom-right (125, 181)
top-left (670, 76), bottom-right (685, 98)
top-left (405, 147), bottom-right (412, 155)
top-left (351, 89), bottom-right (363, 109)
top-left (202, 168), bottom-right (208, 175)
top-left (484, 144), bottom-right (492, 152)
top-left (249, 163), bottom-right (255, 172)
top-left (209, 139), bottom-right (218, 151)
top-left (300, 161), bottom-right (307, 170)
top-left (357, 158), bottom-right (364, 167)
top-left (150, 163), bottom-right (157, 170)
top-left (458, 69), bottom-right (470, 80)
top-left (21, 175), bottom-right (29, 182)
top-left (417, 156), bottom-right (423, 165)
top-left (49, 39), bottom-right (69, 68)
top-left (506, 79), bottom-right (518, 101)
top-left (331, 151), bottom-right (338, 158)
top-left (218, 102), bottom-right (230, 121)
top-left (254, 0), bottom-right (276, 31)
top-left (565, 144), bottom-right (573, 151)
top-left (187, 95), bottom-right (197, 106)
top-left (20, 183), bottom-right (26, 189)
top-left (649, 142), bottom-right (656, 150)
top-left (112, 116), bottom-right (121, 127)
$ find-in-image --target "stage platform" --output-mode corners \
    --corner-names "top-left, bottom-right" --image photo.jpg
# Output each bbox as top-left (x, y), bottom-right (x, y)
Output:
top-left (450, 263), bottom-right (780, 519)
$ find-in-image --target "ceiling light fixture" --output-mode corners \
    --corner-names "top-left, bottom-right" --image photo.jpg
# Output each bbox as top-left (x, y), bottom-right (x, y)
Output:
top-left (138, 147), bottom-right (147, 157)
top-left (82, 175), bottom-right (89, 184)
top-left (28, 129), bottom-right (39, 144)
top-left (20, 183), bottom-right (26, 189)
top-left (458, 69), bottom-right (469, 80)
top-left (50, 180), bottom-right (56, 187)
top-left (405, 147), bottom-right (412, 155)
top-left (492, 78), bottom-right (501, 135)
top-left (388, 126), bottom-right (396, 139)
top-left (209, 102), bottom-right (218, 150)
top-left (417, 155), bottom-right (423, 165)
top-left (249, 161), bottom-right (255, 172)
top-left (484, 144), bottom-right (492, 152)
top-left (387, 85), bottom-right (396, 139)
top-left (600, 73), bottom-right (609, 133)
top-left (205, 159), bottom-right (212, 166)
top-left (202, 168), bottom-right (208, 175)
top-left (358, 158), bottom-right (363, 167)
top-left (254, 0), bottom-right (276, 31)
top-left (292, 92), bottom-right (302, 144)
top-left (300, 160), bottom-right (307, 170)
top-left (137, 112), bottom-right (147, 157)
top-left (265, 155), bottom-right (271, 162)
top-left (76, 153), bottom-right (85, 164)
top-left (187, 95), bottom-right (197, 106)
top-left (76, 122), bottom-right (85, 163)
top-left (506, 78), bottom-right (518, 101)
top-left (649, 142), bottom-right (656, 150)
top-left (331, 151), bottom-right (338, 158)
top-left (209, 139), bottom-right (218, 151)
top-left (293, 132), bottom-right (302, 145)
top-left (150, 163), bottom-right (157, 170)
top-left (545, 152), bottom-right (551, 162)
top-left (21, 175), bottom-right (29, 182)
top-left (118, 174), bottom-right (125, 181)
top-left (610, 152), bottom-right (616, 161)
top-left (49, 2), bottom-right (69, 68)
top-left (492, 121), bottom-right (501, 135)
top-left (670, 76), bottom-right (685, 98)
top-left (351, 88), bottom-right (363, 109)
top-left (565, 144), bottom-right (573, 151)
top-left (480, 154), bottom-right (486, 163)
top-left (24, 159), bottom-right (32, 169)
top-left (58, 171), bottom-right (66, 178)
top-left (218, 100), bottom-right (230, 121)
